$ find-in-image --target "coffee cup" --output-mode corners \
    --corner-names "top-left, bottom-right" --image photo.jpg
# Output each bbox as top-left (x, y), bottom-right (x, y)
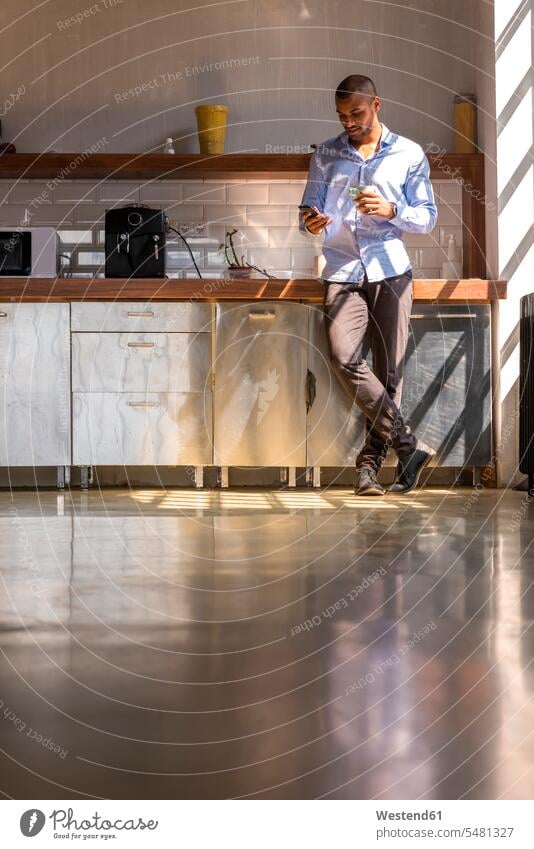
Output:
top-left (349, 185), bottom-right (375, 200)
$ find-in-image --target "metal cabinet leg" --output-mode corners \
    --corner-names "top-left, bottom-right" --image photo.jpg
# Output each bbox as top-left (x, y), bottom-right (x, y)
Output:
top-left (305, 467), bottom-right (313, 487)
top-left (288, 467), bottom-right (296, 488)
top-left (57, 466), bottom-right (65, 490)
top-left (313, 466), bottom-right (321, 488)
top-left (80, 466), bottom-right (93, 490)
top-left (65, 465), bottom-right (71, 487)
top-left (279, 467), bottom-right (288, 485)
top-left (194, 466), bottom-right (204, 489)
top-left (472, 466), bottom-right (482, 487)
top-left (217, 466), bottom-right (229, 488)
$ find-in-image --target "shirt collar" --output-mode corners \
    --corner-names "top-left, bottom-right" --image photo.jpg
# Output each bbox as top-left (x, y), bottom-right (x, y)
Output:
top-left (340, 122), bottom-right (394, 153)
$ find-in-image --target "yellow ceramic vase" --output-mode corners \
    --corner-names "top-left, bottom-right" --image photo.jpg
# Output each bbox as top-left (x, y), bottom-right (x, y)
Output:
top-left (195, 104), bottom-right (228, 155)
top-left (454, 94), bottom-right (477, 153)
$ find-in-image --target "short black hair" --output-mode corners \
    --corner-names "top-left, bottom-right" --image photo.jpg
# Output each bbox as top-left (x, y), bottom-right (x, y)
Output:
top-left (335, 75), bottom-right (377, 99)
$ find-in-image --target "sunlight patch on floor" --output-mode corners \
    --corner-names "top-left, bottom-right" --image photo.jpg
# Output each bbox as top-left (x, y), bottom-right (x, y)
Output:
top-left (125, 488), bottom-right (451, 511)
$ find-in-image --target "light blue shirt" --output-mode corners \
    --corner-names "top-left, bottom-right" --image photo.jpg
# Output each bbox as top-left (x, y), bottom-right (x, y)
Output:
top-left (299, 122), bottom-right (438, 282)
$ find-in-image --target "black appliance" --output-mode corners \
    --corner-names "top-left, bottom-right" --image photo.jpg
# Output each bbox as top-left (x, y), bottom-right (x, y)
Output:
top-left (519, 292), bottom-right (534, 494)
top-left (0, 231), bottom-right (31, 275)
top-left (105, 205), bottom-right (166, 278)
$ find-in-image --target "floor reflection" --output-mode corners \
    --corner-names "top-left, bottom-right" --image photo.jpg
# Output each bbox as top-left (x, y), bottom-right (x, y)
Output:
top-left (0, 487), bottom-right (532, 799)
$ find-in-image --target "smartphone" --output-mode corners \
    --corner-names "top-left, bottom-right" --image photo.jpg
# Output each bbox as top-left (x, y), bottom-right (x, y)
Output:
top-left (298, 205), bottom-right (320, 218)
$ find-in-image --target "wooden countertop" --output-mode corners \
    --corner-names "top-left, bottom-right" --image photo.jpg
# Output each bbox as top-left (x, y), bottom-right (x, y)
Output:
top-left (0, 277), bottom-right (507, 303)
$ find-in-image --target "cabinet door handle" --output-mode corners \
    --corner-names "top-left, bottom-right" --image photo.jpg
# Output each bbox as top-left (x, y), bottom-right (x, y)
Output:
top-left (248, 309), bottom-right (276, 318)
top-left (305, 369), bottom-right (316, 412)
top-left (127, 342), bottom-right (155, 348)
top-left (127, 401), bottom-right (159, 407)
top-left (0, 312), bottom-right (7, 318)
top-left (127, 310), bottom-right (155, 317)
top-left (410, 313), bottom-right (476, 319)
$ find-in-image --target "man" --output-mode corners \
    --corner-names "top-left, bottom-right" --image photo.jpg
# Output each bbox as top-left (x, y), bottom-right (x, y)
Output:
top-left (299, 74), bottom-right (438, 496)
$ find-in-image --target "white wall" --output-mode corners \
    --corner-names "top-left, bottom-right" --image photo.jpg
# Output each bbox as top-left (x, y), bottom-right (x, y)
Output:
top-left (476, 0), bottom-right (534, 487)
top-left (1, 0), bottom-right (480, 154)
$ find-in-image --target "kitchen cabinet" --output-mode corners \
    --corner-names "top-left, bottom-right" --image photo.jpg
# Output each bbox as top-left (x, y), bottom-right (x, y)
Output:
top-left (306, 304), bottom-right (367, 467)
top-left (0, 303), bottom-right (70, 469)
top-left (306, 303), bottom-right (492, 476)
top-left (72, 302), bottom-right (213, 475)
top-left (213, 302), bottom-right (308, 470)
top-left (73, 393), bottom-right (212, 466)
top-left (0, 295), bottom-right (493, 488)
top-left (400, 304), bottom-right (491, 467)
top-left (70, 301), bottom-right (211, 333)
top-left (72, 332), bottom-right (211, 393)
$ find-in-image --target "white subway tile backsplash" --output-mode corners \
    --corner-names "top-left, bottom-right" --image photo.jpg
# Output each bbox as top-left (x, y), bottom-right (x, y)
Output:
top-left (246, 247), bottom-right (291, 269)
top-left (269, 226), bottom-right (308, 247)
top-left (166, 204), bottom-right (204, 221)
top-left (52, 182), bottom-right (98, 204)
top-left (77, 251), bottom-right (105, 266)
top-left (414, 268), bottom-right (440, 279)
top-left (404, 230), bottom-right (442, 247)
top-left (166, 249), bottom-right (203, 268)
top-left (182, 182), bottom-right (226, 203)
top-left (417, 247), bottom-right (448, 268)
top-left (183, 270), bottom-right (225, 279)
top-left (290, 247), bottom-right (319, 269)
top-left (97, 182), bottom-right (140, 203)
top-left (245, 206), bottom-right (290, 226)
top-left (0, 204), bottom-right (73, 225)
top-left (227, 184), bottom-right (270, 205)
top-left (0, 176), bottom-right (464, 279)
top-left (73, 205), bottom-right (107, 225)
top-left (435, 204), bottom-right (462, 225)
top-left (57, 229), bottom-right (93, 245)
top-left (436, 181), bottom-right (463, 204)
top-left (234, 225), bottom-right (269, 247)
top-left (207, 249), bottom-right (226, 266)
top-left (286, 269), bottom-right (313, 279)
top-left (139, 182), bottom-right (183, 204)
top-left (269, 183), bottom-right (304, 205)
top-left (0, 184), bottom-right (14, 204)
top-left (205, 205), bottom-right (247, 226)
top-left (11, 182), bottom-right (52, 204)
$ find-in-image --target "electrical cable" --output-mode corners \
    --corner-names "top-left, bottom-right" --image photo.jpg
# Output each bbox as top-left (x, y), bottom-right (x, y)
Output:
top-left (168, 226), bottom-right (202, 278)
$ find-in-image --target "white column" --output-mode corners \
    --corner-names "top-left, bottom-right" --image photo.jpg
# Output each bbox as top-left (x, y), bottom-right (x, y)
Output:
top-left (478, 0), bottom-right (534, 486)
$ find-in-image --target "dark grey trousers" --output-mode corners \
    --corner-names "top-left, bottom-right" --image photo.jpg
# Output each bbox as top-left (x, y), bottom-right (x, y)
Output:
top-left (322, 270), bottom-right (417, 472)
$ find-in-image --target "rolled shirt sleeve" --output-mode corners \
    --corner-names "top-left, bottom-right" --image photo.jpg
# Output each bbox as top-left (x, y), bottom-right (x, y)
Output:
top-left (389, 151), bottom-right (438, 234)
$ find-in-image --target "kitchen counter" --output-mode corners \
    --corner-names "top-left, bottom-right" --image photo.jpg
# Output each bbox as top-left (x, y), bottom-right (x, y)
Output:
top-left (0, 284), bottom-right (498, 485)
top-left (0, 277), bottom-right (507, 302)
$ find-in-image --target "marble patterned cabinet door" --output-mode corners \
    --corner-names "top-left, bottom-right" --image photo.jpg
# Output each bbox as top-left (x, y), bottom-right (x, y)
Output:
top-left (0, 303), bottom-right (71, 466)
top-left (72, 332), bottom-right (211, 393)
top-left (73, 392), bottom-right (213, 466)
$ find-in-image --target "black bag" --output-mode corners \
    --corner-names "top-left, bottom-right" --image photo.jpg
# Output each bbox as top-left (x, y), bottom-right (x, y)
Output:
top-left (105, 205), bottom-right (166, 278)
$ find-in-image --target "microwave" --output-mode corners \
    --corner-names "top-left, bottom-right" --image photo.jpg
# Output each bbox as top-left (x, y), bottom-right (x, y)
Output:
top-left (0, 227), bottom-right (60, 277)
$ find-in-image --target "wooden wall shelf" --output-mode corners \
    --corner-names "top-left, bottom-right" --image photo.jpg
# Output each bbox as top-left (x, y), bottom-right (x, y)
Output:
top-left (0, 151), bottom-right (482, 181)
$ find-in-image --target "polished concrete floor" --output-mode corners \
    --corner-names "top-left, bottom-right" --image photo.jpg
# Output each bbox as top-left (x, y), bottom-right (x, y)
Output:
top-left (0, 485), bottom-right (533, 800)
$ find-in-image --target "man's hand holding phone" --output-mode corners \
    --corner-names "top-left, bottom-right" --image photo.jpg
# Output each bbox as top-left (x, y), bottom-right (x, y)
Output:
top-left (299, 205), bottom-right (333, 235)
